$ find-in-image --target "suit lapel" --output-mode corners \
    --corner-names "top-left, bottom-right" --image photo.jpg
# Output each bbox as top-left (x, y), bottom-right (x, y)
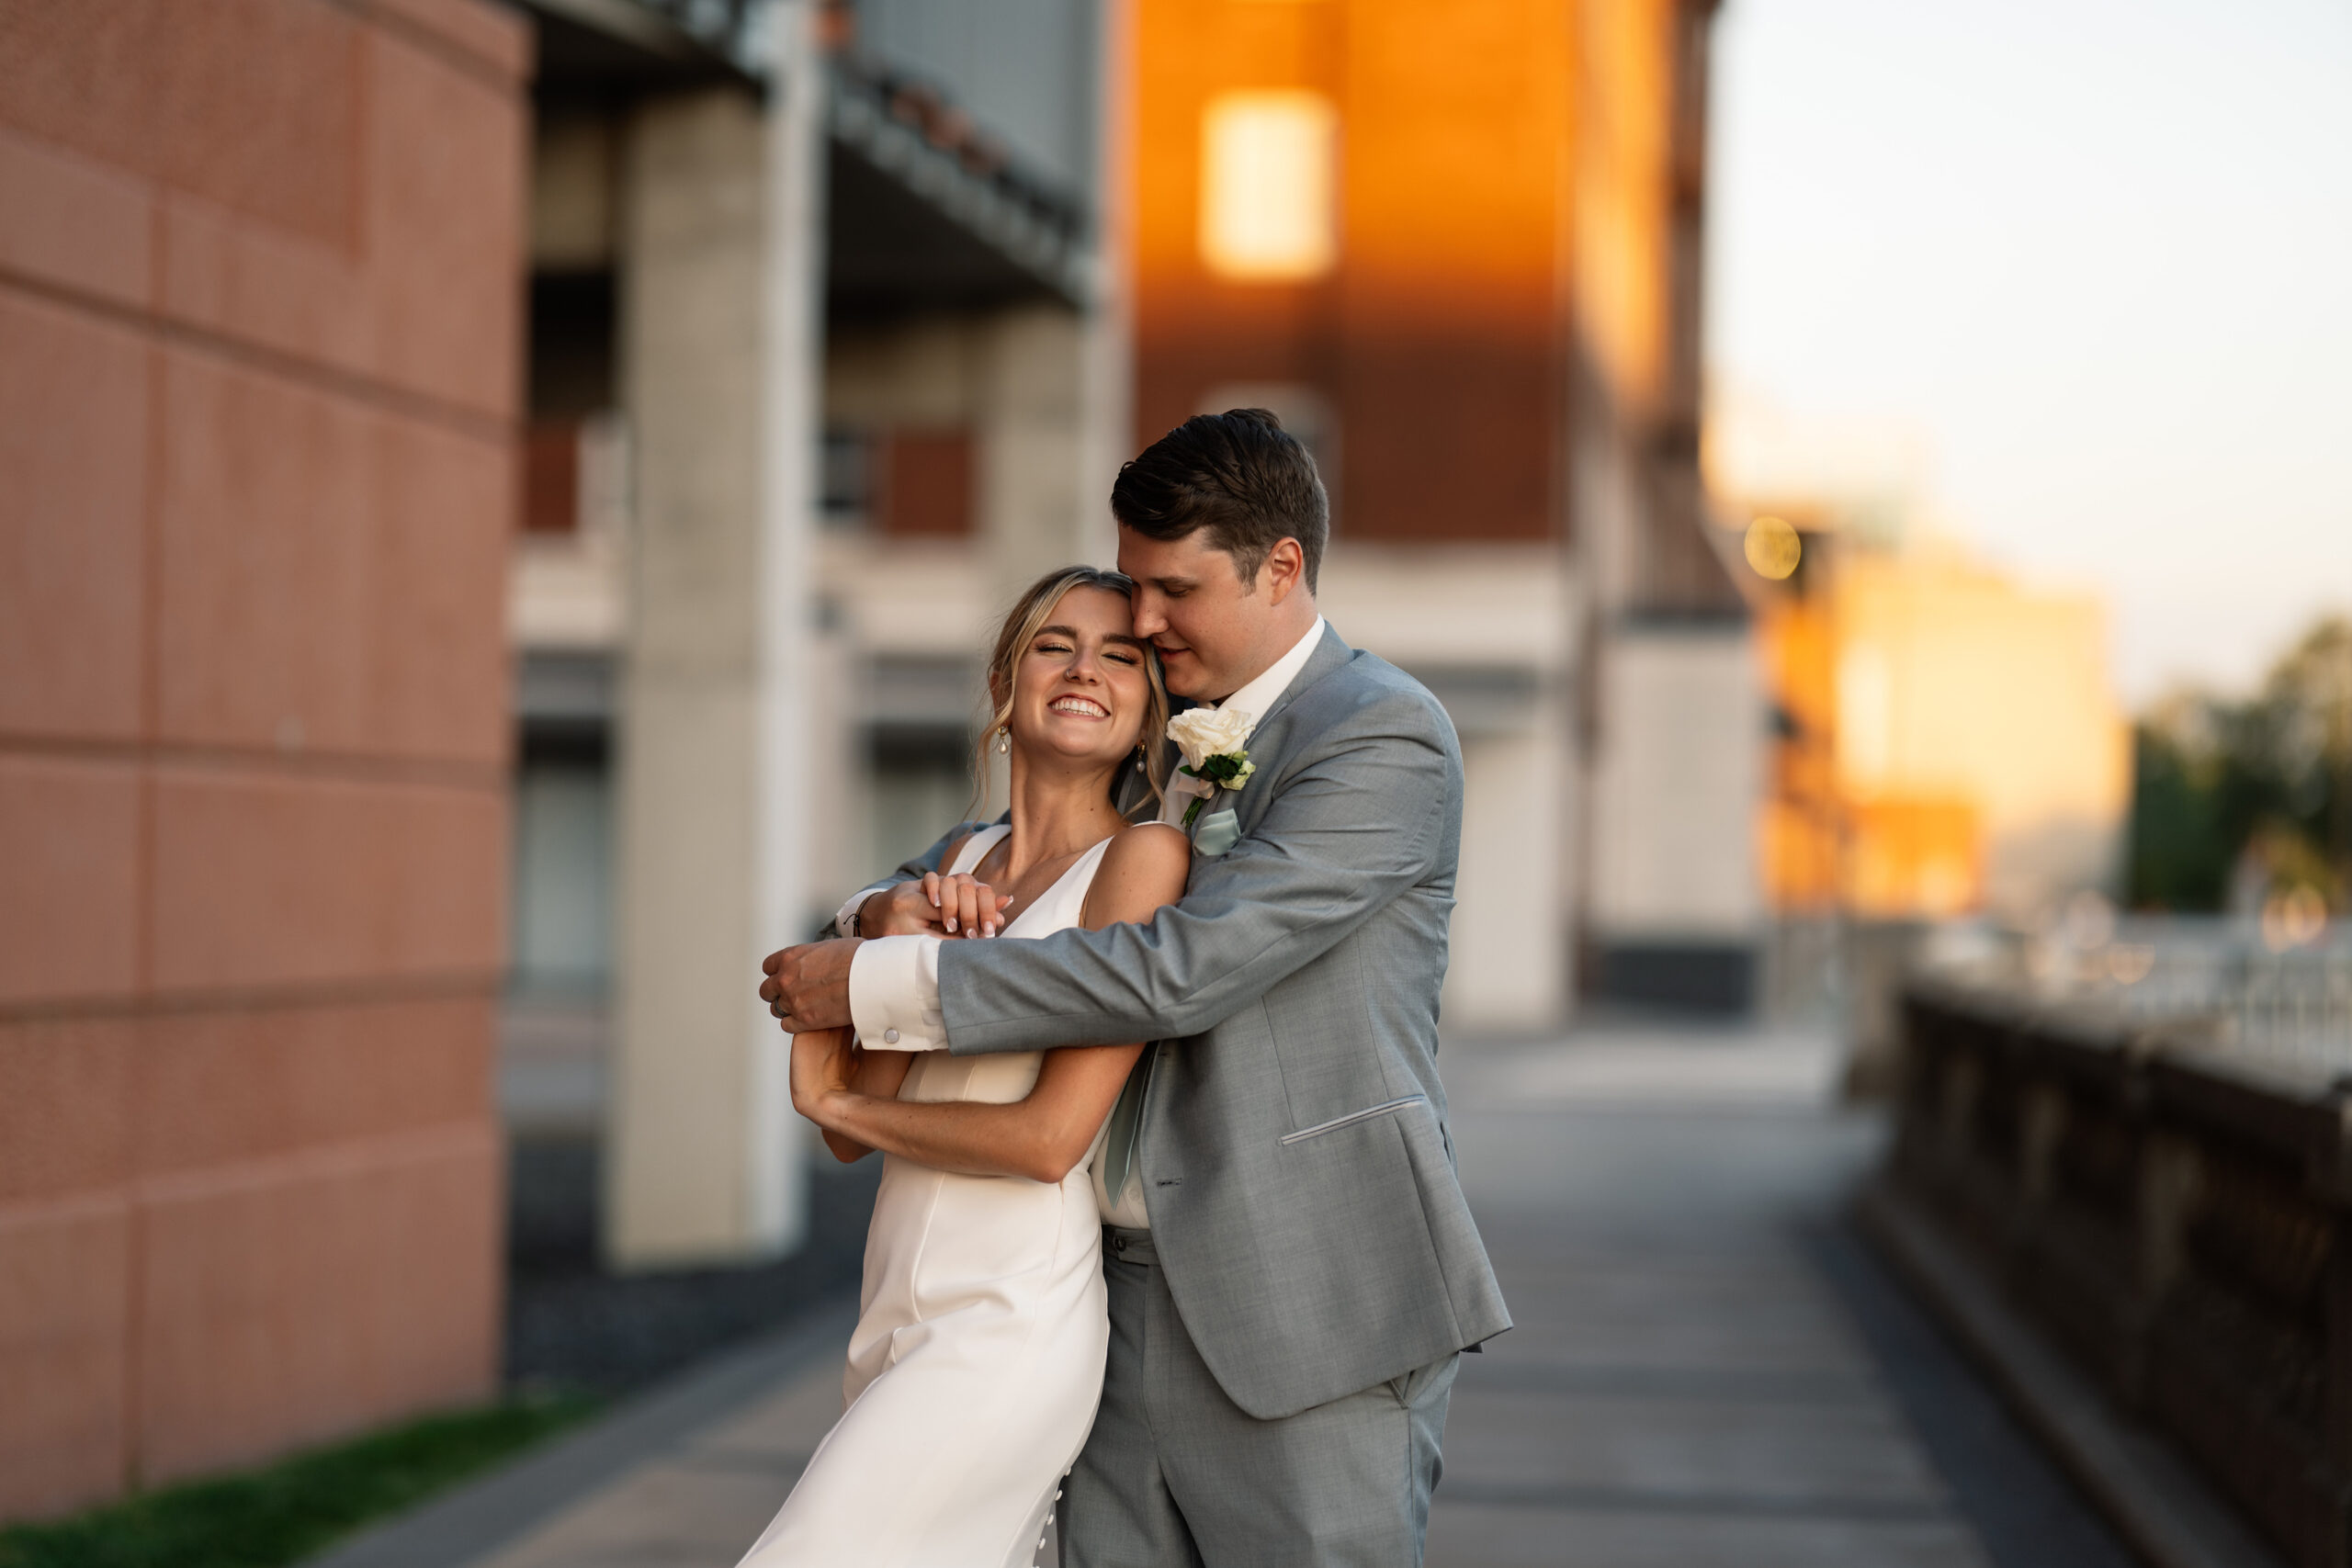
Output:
top-left (1249, 623), bottom-right (1352, 737)
top-left (1215, 625), bottom-right (1354, 832)
top-left (1145, 626), bottom-right (1354, 832)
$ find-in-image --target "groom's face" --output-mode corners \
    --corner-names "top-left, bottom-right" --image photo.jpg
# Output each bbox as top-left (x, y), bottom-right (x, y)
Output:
top-left (1118, 525), bottom-right (1282, 703)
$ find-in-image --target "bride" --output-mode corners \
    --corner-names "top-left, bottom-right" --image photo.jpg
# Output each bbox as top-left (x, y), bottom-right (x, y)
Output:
top-left (736, 566), bottom-right (1191, 1568)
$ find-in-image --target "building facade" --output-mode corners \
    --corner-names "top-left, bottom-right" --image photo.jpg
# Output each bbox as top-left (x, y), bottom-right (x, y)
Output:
top-left (509, 0), bottom-right (1760, 1269)
top-left (504, 0), bottom-right (1124, 1270)
top-left (1128, 0), bottom-right (1756, 1022)
top-left (1713, 392), bottom-right (2132, 1055)
top-left (0, 0), bottom-right (526, 1521)
top-left (0, 0), bottom-right (1758, 1520)
top-left (1754, 526), bottom-right (2130, 926)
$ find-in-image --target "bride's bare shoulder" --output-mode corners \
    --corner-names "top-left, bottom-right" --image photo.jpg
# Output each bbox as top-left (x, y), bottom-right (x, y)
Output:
top-left (1083, 822), bottom-right (1191, 926)
top-left (1109, 819), bottom-right (1191, 870)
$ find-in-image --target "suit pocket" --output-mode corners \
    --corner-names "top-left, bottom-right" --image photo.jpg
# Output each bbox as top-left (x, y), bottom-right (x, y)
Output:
top-left (1385, 1352), bottom-right (1454, 1409)
top-left (1279, 1094), bottom-right (1428, 1145)
top-left (1193, 809), bottom-right (1240, 857)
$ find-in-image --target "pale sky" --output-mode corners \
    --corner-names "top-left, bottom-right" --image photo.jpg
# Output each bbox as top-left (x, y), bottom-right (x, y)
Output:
top-left (1707, 0), bottom-right (2352, 705)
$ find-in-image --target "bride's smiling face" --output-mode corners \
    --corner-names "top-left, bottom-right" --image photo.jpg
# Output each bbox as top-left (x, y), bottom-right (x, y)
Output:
top-left (1004, 586), bottom-right (1154, 769)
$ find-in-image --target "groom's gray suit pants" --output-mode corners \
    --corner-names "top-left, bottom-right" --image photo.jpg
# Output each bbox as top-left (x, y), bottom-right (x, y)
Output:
top-left (1063, 1227), bottom-right (1457, 1568)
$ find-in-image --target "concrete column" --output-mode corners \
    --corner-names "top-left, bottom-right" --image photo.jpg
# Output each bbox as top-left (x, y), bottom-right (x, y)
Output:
top-left (969, 1), bottom-right (1130, 593)
top-left (1444, 719), bottom-right (1570, 1031)
top-left (753, 0), bottom-right (830, 1247)
top-left (1077, 0), bottom-right (1137, 567)
top-left (607, 5), bottom-right (824, 1268)
top-left (1585, 622), bottom-right (1765, 1010)
top-left (977, 304), bottom-right (1097, 602)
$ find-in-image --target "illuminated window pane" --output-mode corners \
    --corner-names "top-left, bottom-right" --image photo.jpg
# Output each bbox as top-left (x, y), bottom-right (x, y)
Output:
top-left (1199, 91), bottom-right (1337, 281)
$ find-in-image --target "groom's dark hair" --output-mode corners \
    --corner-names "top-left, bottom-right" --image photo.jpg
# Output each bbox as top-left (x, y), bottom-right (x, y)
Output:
top-left (1112, 409), bottom-right (1329, 592)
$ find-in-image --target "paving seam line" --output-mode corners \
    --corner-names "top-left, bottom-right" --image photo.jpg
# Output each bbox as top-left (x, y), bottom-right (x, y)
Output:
top-left (302, 1293), bottom-right (861, 1568)
top-left (1858, 1181), bottom-right (2282, 1568)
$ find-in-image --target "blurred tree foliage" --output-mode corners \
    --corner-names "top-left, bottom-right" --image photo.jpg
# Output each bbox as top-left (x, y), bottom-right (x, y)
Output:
top-left (2127, 615), bottom-right (2351, 912)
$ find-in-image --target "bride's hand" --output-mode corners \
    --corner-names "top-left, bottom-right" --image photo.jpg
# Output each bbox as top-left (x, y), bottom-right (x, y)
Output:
top-left (788, 1026), bottom-right (860, 1124)
top-left (862, 874), bottom-right (1016, 939)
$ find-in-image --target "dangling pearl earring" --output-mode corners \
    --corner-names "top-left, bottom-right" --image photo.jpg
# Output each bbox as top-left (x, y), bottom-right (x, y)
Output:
top-left (1134, 746), bottom-right (1146, 773)
top-left (995, 727), bottom-right (1011, 755)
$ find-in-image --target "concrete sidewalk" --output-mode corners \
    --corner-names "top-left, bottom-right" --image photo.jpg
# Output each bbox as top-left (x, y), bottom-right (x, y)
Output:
top-left (1430, 1028), bottom-right (1973, 1565)
top-left (318, 1024), bottom-right (2133, 1567)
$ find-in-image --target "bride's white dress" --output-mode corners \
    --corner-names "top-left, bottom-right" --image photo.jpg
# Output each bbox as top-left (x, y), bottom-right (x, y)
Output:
top-left (738, 825), bottom-right (1120, 1568)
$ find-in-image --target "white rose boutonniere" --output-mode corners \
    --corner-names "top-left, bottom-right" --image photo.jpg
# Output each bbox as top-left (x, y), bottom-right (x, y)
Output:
top-left (1166, 707), bottom-right (1258, 827)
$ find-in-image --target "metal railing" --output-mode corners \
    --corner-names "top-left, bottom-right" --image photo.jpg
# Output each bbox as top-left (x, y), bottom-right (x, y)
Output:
top-left (1884, 981), bottom-right (2352, 1566)
top-left (629, 0), bottom-right (772, 73)
top-left (1923, 916), bottom-right (2352, 1070)
top-left (604, 0), bottom-right (1093, 299)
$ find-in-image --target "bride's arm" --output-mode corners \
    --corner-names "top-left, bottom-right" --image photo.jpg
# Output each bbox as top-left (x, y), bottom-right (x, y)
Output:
top-left (805, 829), bottom-right (975, 1163)
top-left (805, 1035), bottom-right (916, 1164)
top-left (792, 825), bottom-right (1191, 1181)
top-left (805, 1039), bottom-right (1143, 1181)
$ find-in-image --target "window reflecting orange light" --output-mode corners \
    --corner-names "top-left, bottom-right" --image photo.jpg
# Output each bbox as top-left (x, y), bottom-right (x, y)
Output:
top-left (1744, 515), bottom-right (1802, 580)
top-left (1198, 90), bottom-right (1338, 281)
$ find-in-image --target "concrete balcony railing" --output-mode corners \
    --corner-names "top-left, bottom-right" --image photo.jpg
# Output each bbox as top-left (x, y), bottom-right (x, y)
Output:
top-left (1885, 968), bottom-right (2352, 1568)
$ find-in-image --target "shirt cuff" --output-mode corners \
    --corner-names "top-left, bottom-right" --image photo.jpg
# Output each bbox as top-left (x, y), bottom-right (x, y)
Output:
top-left (849, 934), bottom-right (948, 1052)
top-left (833, 885), bottom-right (888, 938)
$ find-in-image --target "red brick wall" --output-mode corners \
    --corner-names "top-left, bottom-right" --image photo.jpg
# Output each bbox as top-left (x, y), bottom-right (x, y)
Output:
top-left (0, 0), bottom-right (527, 1521)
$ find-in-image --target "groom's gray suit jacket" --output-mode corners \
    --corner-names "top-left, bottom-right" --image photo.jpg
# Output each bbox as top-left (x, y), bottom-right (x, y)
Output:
top-left (871, 624), bottom-right (1510, 1420)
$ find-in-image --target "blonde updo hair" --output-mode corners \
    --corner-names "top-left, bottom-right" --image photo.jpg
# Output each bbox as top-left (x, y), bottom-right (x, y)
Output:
top-left (976, 566), bottom-right (1170, 812)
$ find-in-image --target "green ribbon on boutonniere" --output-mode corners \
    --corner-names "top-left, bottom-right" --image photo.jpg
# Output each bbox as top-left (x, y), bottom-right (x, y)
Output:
top-left (1178, 751), bottom-right (1255, 827)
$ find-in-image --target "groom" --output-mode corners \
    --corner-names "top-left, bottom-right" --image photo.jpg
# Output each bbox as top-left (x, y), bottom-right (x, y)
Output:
top-left (763, 410), bottom-right (1509, 1565)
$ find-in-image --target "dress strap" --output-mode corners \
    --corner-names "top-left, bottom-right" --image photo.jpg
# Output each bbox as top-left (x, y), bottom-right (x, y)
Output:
top-left (947, 823), bottom-right (1012, 877)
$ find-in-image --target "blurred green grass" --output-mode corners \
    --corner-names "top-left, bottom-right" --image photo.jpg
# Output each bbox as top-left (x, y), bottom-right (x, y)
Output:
top-left (0, 1391), bottom-right (599, 1568)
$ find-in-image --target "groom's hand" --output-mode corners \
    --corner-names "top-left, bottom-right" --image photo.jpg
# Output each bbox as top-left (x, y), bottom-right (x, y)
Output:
top-left (761, 939), bottom-right (859, 1032)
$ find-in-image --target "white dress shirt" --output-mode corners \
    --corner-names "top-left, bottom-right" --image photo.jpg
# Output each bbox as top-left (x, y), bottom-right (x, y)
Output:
top-left (847, 615), bottom-right (1328, 1222)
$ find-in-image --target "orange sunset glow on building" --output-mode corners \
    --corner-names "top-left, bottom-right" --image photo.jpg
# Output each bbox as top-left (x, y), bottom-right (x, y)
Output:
top-left (1131, 0), bottom-right (1701, 547)
top-left (1128, 0), bottom-right (1758, 1016)
top-left (1729, 491), bottom-right (2129, 928)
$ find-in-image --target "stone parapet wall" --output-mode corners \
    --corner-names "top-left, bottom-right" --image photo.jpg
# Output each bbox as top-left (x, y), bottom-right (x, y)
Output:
top-left (1892, 981), bottom-right (2352, 1568)
top-left (0, 0), bottom-right (528, 1522)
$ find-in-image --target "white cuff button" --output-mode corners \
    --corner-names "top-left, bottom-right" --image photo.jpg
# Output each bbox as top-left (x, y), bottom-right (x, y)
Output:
top-left (883, 1028), bottom-right (901, 1044)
